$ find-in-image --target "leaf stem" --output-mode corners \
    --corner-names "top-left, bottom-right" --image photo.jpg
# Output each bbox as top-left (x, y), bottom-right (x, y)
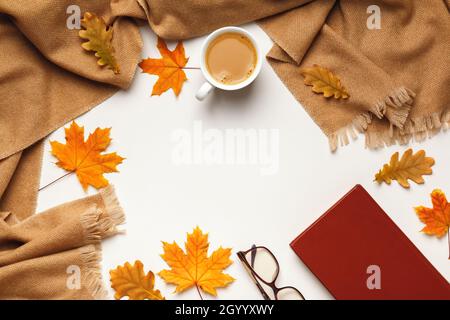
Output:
top-left (183, 67), bottom-right (200, 70)
top-left (195, 284), bottom-right (204, 300)
top-left (38, 172), bottom-right (73, 192)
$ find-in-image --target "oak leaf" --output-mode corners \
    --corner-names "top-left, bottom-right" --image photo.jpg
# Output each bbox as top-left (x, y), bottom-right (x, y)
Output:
top-left (50, 121), bottom-right (124, 191)
top-left (110, 260), bottom-right (165, 300)
top-left (139, 38), bottom-right (189, 96)
top-left (159, 227), bottom-right (234, 298)
top-left (374, 149), bottom-right (434, 188)
top-left (414, 190), bottom-right (450, 259)
top-left (79, 12), bottom-right (120, 74)
top-left (300, 64), bottom-right (349, 99)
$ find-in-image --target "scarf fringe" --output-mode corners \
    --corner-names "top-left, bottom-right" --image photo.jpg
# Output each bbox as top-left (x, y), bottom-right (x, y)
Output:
top-left (79, 185), bottom-right (125, 300)
top-left (99, 184), bottom-right (126, 238)
top-left (80, 185), bottom-right (126, 243)
top-left (329, 112), bottom-right (372, 151)
top-left (329, 109), bottom-right (450, 151)
top-left (329, 86), bottom-right (417, 151)
top-left (373, 87), bottom-right (415, 129)
top-left (79, 245), bottom-right (109, 300)
top-left (365, 109), bottom-right (450, 149)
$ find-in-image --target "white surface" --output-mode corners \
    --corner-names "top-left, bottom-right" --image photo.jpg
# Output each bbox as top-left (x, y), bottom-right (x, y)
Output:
top-left (37, 24), bottom-right (450, 300)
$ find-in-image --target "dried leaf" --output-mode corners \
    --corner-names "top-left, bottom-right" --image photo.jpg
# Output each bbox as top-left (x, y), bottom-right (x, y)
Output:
top-left (159, 227), bottom-right (234, 297)
top-left (50, 121), bottom-right (124, 191)
top-left (414, 190), bottom-right (450, 259)
top-left (139, 38), bottom-right (189, 96)
top-left (415, 190), bottom-right (450, 237)
top-left (300, 64), bottom-right (349, 99)
top-left (110, 260), bottom-right (165, 300)
top-left (374, 149), bottom-right (434, 188)
top-left (79, 12), bottom-right (120, 74)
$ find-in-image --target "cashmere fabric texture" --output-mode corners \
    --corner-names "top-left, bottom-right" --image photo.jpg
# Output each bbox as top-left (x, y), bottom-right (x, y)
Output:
top-left (0, 0), bottom-right (448, 299)
top-left (0, 185), bottom-right (125, 299)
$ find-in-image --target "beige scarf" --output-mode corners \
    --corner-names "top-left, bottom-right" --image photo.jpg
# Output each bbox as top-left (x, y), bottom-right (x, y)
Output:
top-left (259, 0), bottom-right (450, 150)
top-left (0, 0), bottom-right (448, 299)
top-left (0, 185), bottom-right (124, 299)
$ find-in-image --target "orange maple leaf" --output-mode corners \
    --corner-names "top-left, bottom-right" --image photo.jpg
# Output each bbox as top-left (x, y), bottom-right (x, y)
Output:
top-left (414, 189), bottom-right (450, 259)
top-left (159, 227), bottom-right (234, 298)
top-left (139, 38), bottom-right (189, 96)
top-left (50, 121), bottom-right (124, 191)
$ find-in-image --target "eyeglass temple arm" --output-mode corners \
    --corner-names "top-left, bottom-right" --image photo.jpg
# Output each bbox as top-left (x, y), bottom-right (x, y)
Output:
top-left (252, 276), bottom-right (272, 300)
top-left (237, 252), bottom-right (272, 300)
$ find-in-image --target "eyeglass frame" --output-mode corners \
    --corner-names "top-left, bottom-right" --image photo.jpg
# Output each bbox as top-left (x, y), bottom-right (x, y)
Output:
top-left (237, 246), bottom-right (305, 300)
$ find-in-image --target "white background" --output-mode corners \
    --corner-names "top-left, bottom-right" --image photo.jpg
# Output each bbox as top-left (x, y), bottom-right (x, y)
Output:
top-left (37, 24), bottom-right (449, 300)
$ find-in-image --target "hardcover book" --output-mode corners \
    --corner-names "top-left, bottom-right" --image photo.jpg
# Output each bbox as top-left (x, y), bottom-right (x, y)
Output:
top-left (291, 185), bottom-right (450, 300)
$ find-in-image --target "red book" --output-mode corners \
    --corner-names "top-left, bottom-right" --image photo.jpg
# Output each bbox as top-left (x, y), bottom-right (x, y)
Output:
top-left (291, 185), bottom-right (450, 300)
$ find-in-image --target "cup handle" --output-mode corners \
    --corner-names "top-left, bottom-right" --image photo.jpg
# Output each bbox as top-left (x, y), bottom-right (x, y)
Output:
top-left (195, 82), bottom-right (214, 101)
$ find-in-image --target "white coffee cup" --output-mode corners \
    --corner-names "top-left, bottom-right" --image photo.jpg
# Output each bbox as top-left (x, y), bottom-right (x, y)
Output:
top-left (195, 26), bottom-right (262, 101)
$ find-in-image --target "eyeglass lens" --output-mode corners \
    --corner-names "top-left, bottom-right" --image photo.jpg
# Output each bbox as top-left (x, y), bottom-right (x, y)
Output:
top-left (276, 287), bottom-right (305, 300)
top-left (245, 247), bottom-right (279, 283)
top-left (244, 247), bottom-right (304, 300)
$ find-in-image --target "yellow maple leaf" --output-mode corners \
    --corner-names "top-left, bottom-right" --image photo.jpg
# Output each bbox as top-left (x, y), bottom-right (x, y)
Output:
top-left (110, 260), bottom-right (165, 300)
top-left (374, 149), bottom-right (434, 189)
top-left (414, 189), bottom-right (450, 259)
top-left (159, 227), bottom-right (234, 298)
top-left (300, 64), bottom-right (349, 99)
top-left (79, 12), bottom-right (120, 74)
top-left (50, 121), bottom-right (124, 191)
top-left (139, 38), bottom-right (189, 96)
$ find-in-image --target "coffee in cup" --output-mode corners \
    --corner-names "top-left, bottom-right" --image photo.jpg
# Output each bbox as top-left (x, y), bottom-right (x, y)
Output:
top-left (205, 32), bottom-right (257, 85)
top-left (196, 27), bottom-right (262, 101)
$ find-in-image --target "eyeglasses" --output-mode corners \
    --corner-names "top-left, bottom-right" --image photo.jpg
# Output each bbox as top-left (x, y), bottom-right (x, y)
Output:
top-left (237, 245), bottom-right (305, 300)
